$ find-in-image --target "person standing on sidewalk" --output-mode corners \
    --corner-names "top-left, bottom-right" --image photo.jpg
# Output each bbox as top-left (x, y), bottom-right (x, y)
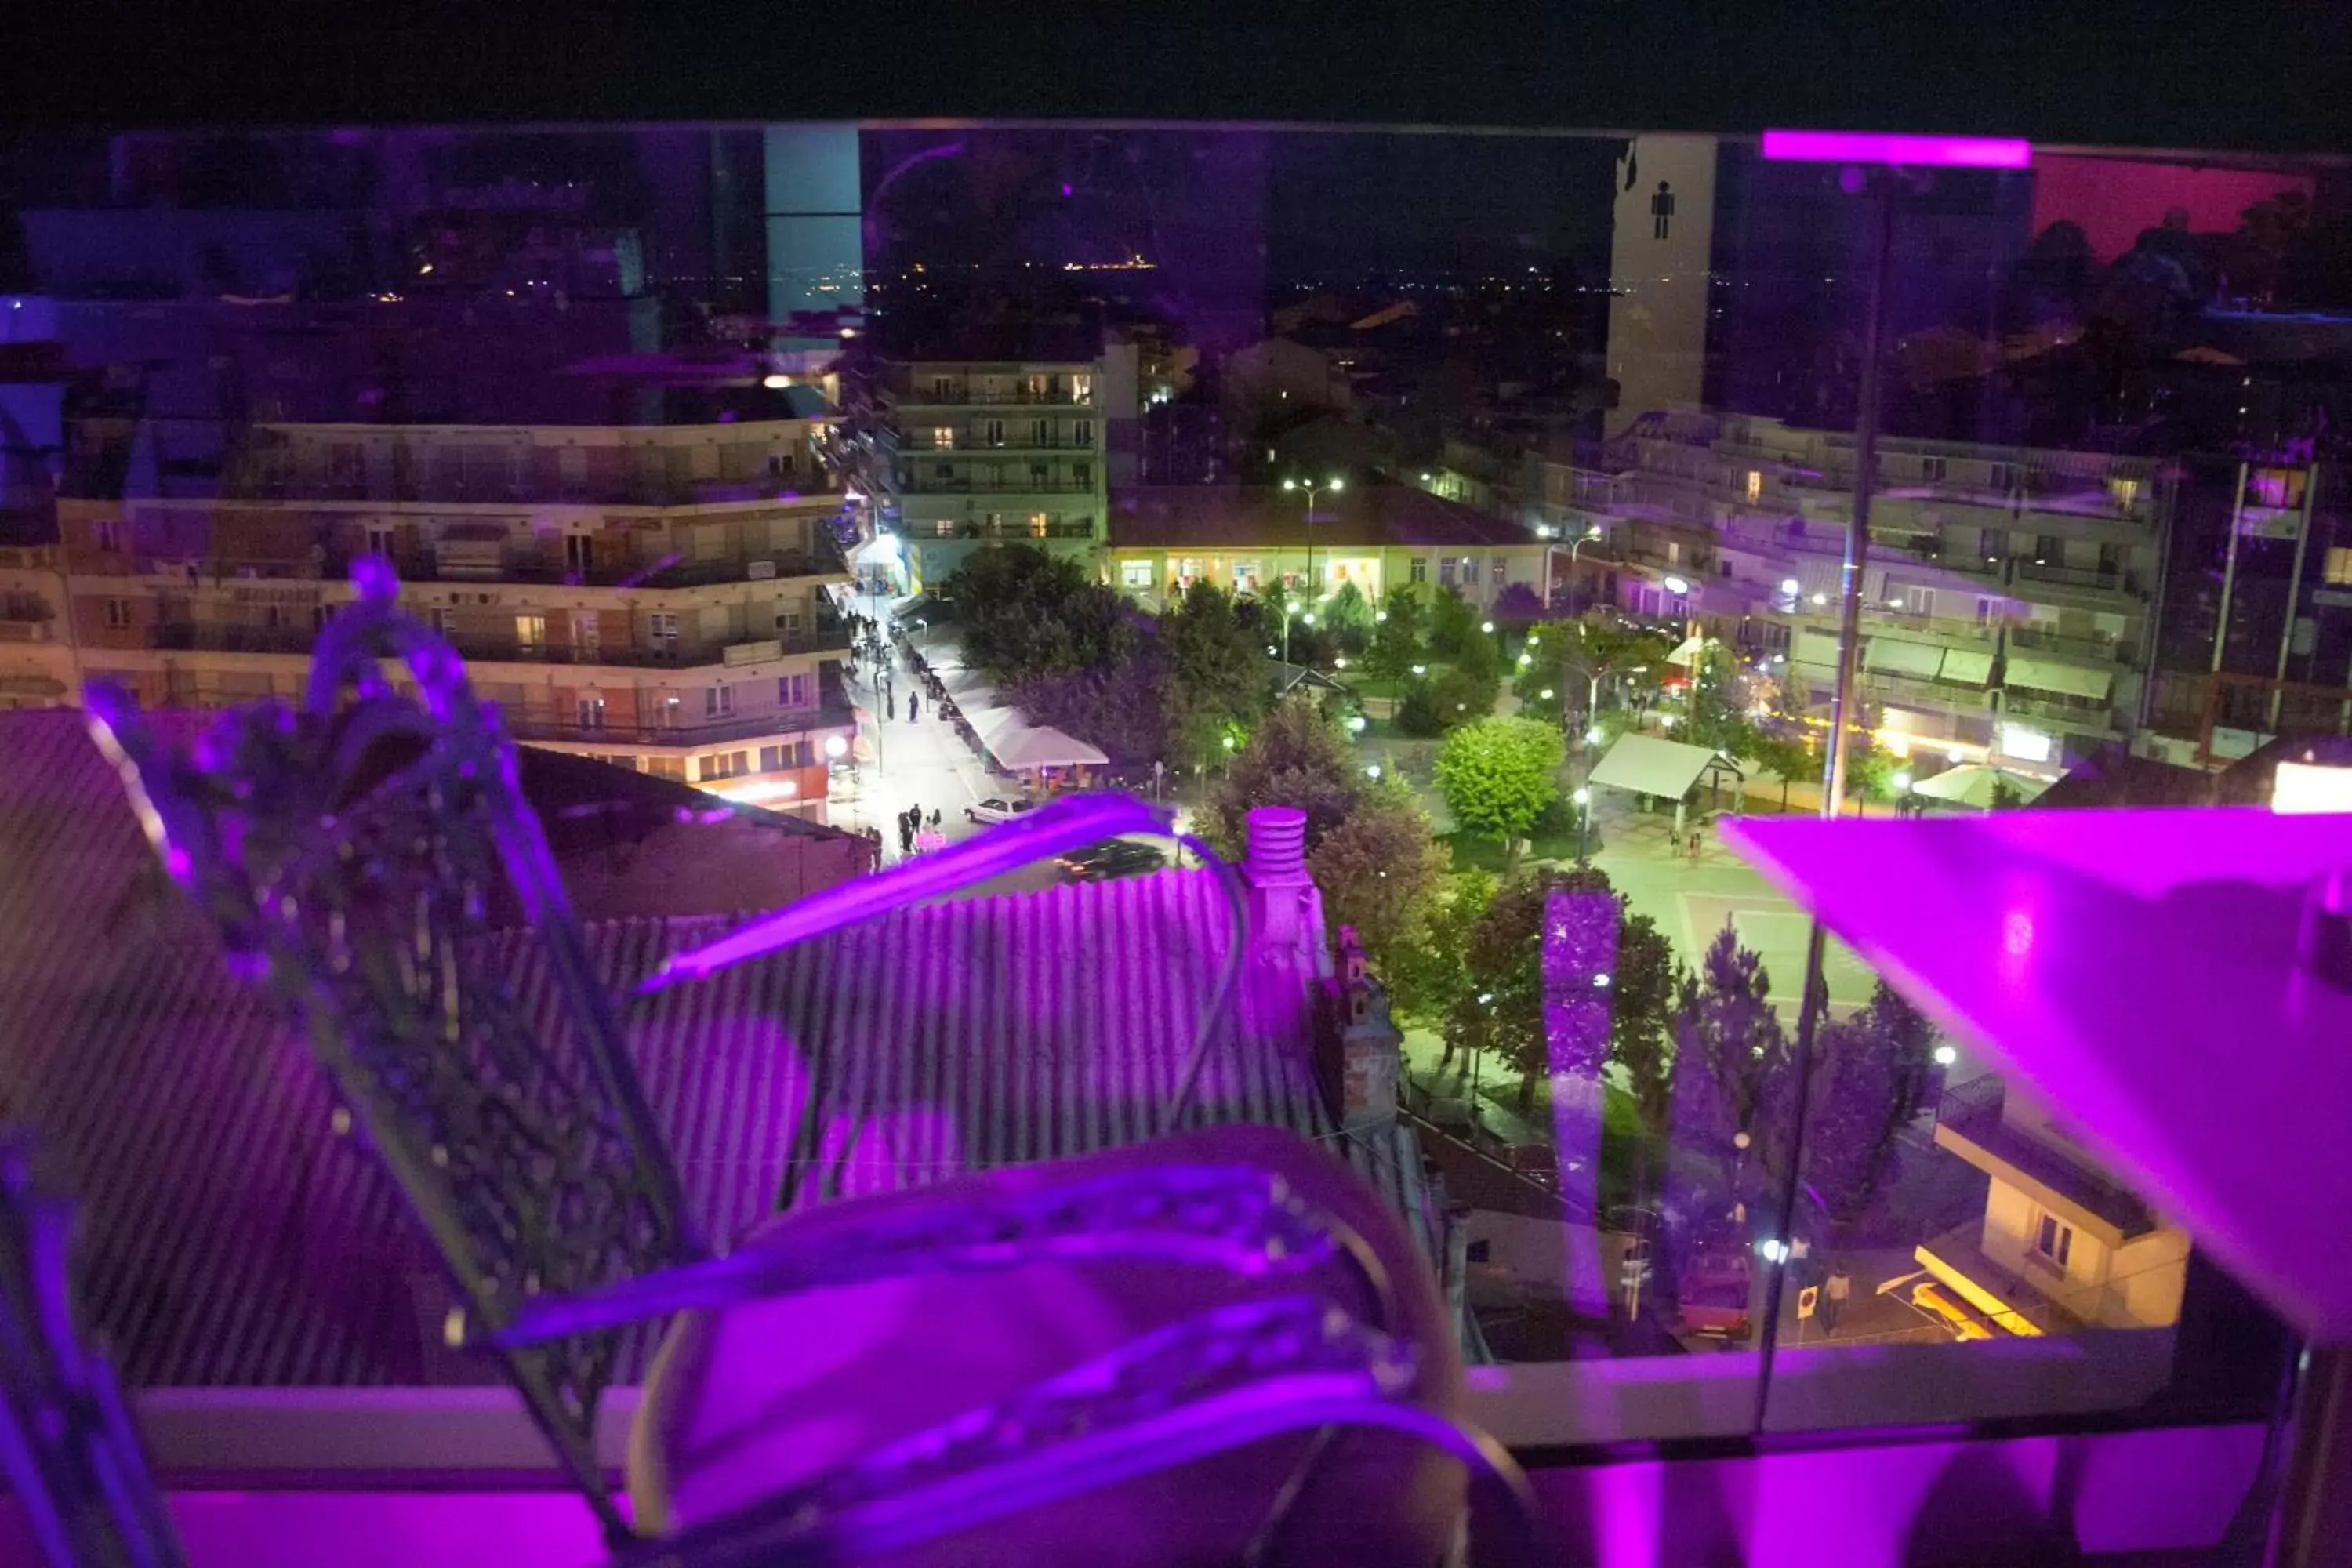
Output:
top-left (1822, 1265), bottom-right (1851, 1337)
top-left (909, 691), bottom-right (920, 723)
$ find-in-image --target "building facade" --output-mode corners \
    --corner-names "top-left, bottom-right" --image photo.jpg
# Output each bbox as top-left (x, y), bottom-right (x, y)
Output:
top-left (1543, 410), bottom-right (2169, 774)
top-left (50, 412), bottom-right (857, 803)
top-left (868, 355), bottom-right (1109, 590)
top-left (1921, 1076), bottom-right (2189, 1335)
top-left (1105, 484), bottom-right (1552, 612)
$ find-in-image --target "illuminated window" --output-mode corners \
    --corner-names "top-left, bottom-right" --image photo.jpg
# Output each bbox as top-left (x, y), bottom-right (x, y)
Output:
top-left (1070, 374), bottom-right (1093, 402)
top-left (515, 614), bottom-right (546, 652)
top-left (1029, 512), bottom-right (1050, 537)
top-left (575, 696), bottom-right (605, 731)
top-left (1744, 469), bottom-right (1762, 503)
top-left (1410, 557), bottom-right (1428, 584)
top-left (644, 754), bottom-right (686, 781)
top-left (2326, 547), bottom-right (2352, 586)
top-left (1120, 559), bottom-right (1156, 590)
top-left (931, 426), bottom-right (955, 449)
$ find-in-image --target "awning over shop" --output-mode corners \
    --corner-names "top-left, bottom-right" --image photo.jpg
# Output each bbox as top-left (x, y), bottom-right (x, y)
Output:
top-left (1911, 764), bottom-right (2050, 808)
top-left (1863, 637), bottom-right (1945, 677)
top-left (984, 723), bottom-right (1109, 771)
top-left (1667, 635), bottom-right (1710, 669)
top-left (1792, 629), bottom-right (1843, 670)
top-left (2005, 656), bottom-right (2113, 701)
top-left (1588, 733), bottom-right (1744, 801)
top-left (1939, 648), bottom-right (1995, 686)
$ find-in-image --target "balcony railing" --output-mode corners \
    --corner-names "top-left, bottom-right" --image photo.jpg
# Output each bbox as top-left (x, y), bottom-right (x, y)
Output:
top-left (2013, 559), bottom-right (2129, 593)
top-left (504, 689), bottom-right (857, 750)
top-left (883, 387), bottom-right (1098, 408)
top-left (893, 476), bottom-right (1100, 496)
top-left (149, 624), bottom-right (316, 655)
top-left (229, 539), bottom-right (850, 590)
top-left (0, 619), bottom-right (57, 641)
top-left (448, 623), bottom-right (848, 670)
top-left (919, 521), bottom-right (1099, 542)
top-left (2000, 689), bottom-right (2118, 728)
top-left (2006, 624), bottom-right (2127, 662)
top-left (223, 471), bottom-right (841, 509)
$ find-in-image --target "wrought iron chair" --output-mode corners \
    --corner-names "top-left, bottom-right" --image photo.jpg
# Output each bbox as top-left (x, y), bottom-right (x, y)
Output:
top-left (89, 563), bottom-right (1541, 1563)
top-left (0, 1139), bottom-right (186, 1568)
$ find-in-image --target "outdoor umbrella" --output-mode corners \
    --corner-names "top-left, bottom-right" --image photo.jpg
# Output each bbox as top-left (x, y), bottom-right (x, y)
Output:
top-left (1911, 763), bottom-right (2049, 809)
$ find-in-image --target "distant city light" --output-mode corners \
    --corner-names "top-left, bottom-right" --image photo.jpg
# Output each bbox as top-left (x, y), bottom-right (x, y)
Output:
top-left (1334, 655), bottom-right (1348, 669)
top-left (1348, 715), bottom-right (1368, 734)
top-left (1365, 764), bottom-right (1381, 779)
top-left (1893, 771), bottom-right (1914, 792)
top-left (1300, 613), bottom-right (1316, 626)
top-left (823, 735), bottom-right (848, 760)
top-left (1411, 664), bottom-right (1427, 676)
top-left (1779, 578), bottom-right (1800, 595)
top-left (1535, 524), bottom-right (1555, 539)
top-left (1947, 746), bottom-right (1967, 763)
top-left (1221, 735), bottom-right (1236, 750)
top-left (1586, 728), bottom-right (1604, 746)
top-left (1810, 593), bottom-right (1829, 606)
top-left (1539, 688), bottom-right (1555, 700)
top-left (1663, 575), bottom-right (1690, 595)
top-left (762, 374), bottom-right (790, 389)
top-left (1374, 611), bottom-right (1389, 623)
top-left (1518, 654), bottom-right (1533, 668)
top-left (1933, 1044), bottom-right (1960, 1067)
top-left (1573, 786), bottom-right (1591, 805)
top-left (1481, 620), bottom-right (1496, 634)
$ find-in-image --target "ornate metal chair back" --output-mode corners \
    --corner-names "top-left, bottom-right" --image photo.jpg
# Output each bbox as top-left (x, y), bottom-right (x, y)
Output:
top-left (86, 562), bottom-right (698, 1540)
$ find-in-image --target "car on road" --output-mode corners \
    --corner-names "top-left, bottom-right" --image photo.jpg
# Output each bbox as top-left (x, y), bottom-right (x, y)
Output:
top-left (965, 797), bottom-right (1039, 826)
top-left (1054, 839), bottom-right (1168, 882)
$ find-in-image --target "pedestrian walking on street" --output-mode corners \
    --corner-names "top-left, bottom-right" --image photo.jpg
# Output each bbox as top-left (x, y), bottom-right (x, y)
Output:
top-left (1822, 1265), bottom-right (1851, 1337)
top-left (1687, 824), bottom-right (1703, 865)
top-left (897, 811), bottom-right (914, 858)
top-left (908, 691), bottom-right (920, 723)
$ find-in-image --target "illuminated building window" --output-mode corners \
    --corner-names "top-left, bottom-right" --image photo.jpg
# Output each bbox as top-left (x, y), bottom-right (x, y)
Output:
top-left (1029, 512), bottom-right (1050, 537)
top-left (1745, 469), bottom-right (1762, 503)
top-left (2325, 547), bottom-right (2352, 586)
top-left (932, 426), bottom-right (956, 449)
top-left (1120, 560), bottom-right (1155, 590)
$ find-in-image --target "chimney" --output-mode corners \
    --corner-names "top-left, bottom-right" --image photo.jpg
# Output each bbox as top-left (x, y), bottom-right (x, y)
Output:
top-left (1326, 923), bottom-right (1400, 1131)
top-left (1243, 805), bottom-right (1325, 972)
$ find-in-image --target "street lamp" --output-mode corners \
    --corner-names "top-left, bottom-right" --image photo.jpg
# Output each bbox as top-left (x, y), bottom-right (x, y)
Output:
top-left (1573, 785), bottom-right (1593, 862)
top-left (823, 735), bottom-right (848, 760)
top-left (1282, 474), bottom-right (1345, 598)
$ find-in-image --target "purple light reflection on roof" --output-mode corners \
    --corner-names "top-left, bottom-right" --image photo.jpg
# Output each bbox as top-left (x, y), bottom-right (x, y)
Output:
top-left (1761, 129), bottom-right (2032, 168)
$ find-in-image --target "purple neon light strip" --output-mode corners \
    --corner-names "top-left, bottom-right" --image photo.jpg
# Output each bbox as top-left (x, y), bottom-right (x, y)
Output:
top-left (1761, 129), bottom-right (2031, 168)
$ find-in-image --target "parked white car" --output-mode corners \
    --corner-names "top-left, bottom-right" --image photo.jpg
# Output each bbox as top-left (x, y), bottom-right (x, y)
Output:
top-left (965, 797), bottom-right (1038, 825)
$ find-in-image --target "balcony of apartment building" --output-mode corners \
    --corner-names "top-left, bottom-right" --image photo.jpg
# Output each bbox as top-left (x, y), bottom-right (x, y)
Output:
top-left (441, 621), bottom-right (851, 673)
top-left (500, 662), bottom-right (858, 751)
top-left (0, 592), bottom-right (58, 641)
top-left (880, 379), bottom-right (1098, 409)
top-left (2005, 622), bottom-right (2132, 665)
top-left (1998, 682), bottom-right (2122, 734)
top-left (214, 532), bottom-right (849, 592)
top-left (891, 468), bottom-right (1101, 497)
top-left (911, 517), bottom-right (1099, 542)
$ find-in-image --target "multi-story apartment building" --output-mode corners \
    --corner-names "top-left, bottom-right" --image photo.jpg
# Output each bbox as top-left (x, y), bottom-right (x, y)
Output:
top-left (1540, 410), bottom-right (2169, 774)
top-left (53, 411), bottom-right (857, 804)
top-left (864, 349), bottom-right (1109, 590)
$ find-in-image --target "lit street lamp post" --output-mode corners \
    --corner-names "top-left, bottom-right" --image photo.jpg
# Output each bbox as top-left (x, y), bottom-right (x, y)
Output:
top-left (1282, 474), bottom-right (1344, 601)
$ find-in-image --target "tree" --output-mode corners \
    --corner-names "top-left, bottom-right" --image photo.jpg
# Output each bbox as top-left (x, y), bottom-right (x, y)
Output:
top-left (1429, 666), bottom-right (1498, 730)
top-left (1841, 729), bottom-right (1896, 809)
top-left (1385, 868), bottom-right (1497, 1034)
top-left (1792, 982), bottom-right (1940, 1247)
top-left (1366, 584), bottom-right (1427, 680)
top-left (1393, 673), bottom-right (1446, 739)
top-left (1428, 583), bottom-right (1477, 658)
top-left (1011, 654), bottom-right (1168, 765)
top-left (1465, 872), bottom-right (1563, 1112)
top-left (1668, 924), bottom-right (1792, 1198)
top-left (1433, 717), bottom-right (1563, 869)
top-left (1159, 580), bottom-right (1272, 770)
top-left (1519, 617), bottom-right (1675, 724)
top-left (1491, 582), bottom-right (1545, 629)
top-left (1204, 695), bottom-right (1363, 860)
top-left (1612, 910), bottom-right (1680, 1133)
top-left (1682, 644), bottom-right (1756, 761)
top-left (1323, 580), bottom-right (1374, 654)
top-left (1307, 783), bottom-right (1450, 972)
top-left (1749, 729), bottom-right (1817, 812)
top-left (947, 543), bottom-right (1138, 681)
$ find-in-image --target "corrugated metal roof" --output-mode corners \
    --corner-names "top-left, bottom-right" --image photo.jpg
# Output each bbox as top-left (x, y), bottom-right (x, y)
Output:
top-left (0, 710), bottom-right (1435, 1388)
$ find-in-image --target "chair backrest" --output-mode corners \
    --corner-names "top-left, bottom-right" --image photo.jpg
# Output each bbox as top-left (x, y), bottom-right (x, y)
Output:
top-left (0, 1140), bottom-right (187, 1568)
top-left (87, 563), bottom-right (697, 1540)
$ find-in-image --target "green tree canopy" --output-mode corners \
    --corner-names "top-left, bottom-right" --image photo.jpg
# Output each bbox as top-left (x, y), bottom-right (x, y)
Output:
top-left (1385, 867), bottom-right (1497, 1027)
top-left (1433, 716), bottom-right (1564, 865)
top-left (1323, 580), bottom-right (1374, 654)
top-left (947, 543), bottom-right (1137, 681)
top-left (1428, 583), bottom-right (1478, 658)
top-left (1682, 643), bottom-right (1757, 761)
top-left (1159, 580), bottom-right (1272, 770)
top-left (1515, 616), bottom-right (1675, 721)
top-left (1366, 583), bottom-right (1428, 679)
top-left (1204, 695), bottom-right (1364, 859)
top-left (1749, 728), bottom-right (1818, 811)
top-left (1668, 923), bottom-right (1792, 1181)
top-left (1306, 782), bottom-right (1450, 971)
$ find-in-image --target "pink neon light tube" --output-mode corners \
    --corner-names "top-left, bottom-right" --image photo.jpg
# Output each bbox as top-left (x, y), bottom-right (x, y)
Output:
top-left (1762, 129), bottom-right (2032, 168)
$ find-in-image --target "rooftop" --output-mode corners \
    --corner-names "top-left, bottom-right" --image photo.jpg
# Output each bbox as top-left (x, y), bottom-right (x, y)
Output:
top-left (0, 711), bottom-right (1430, 1388)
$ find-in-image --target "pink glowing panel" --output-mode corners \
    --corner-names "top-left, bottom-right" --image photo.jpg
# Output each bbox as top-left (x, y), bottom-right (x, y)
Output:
top-left (1720, 806), bottom-right (2352, 1338)
top-left (1760, 129), bottom-right (2031, 168)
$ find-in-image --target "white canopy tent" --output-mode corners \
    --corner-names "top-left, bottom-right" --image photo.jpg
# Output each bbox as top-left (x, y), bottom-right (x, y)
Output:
top-left (1910, 763), bottom-right (2050, 809)
top-left (983, 723), bottom-right (1110, 772)
top-left (1587, 733), bottom-right (1744, 801)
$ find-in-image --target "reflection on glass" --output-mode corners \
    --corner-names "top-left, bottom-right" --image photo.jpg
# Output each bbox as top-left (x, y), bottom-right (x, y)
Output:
top-left (0, 122), bottom-right (2336, 1494)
